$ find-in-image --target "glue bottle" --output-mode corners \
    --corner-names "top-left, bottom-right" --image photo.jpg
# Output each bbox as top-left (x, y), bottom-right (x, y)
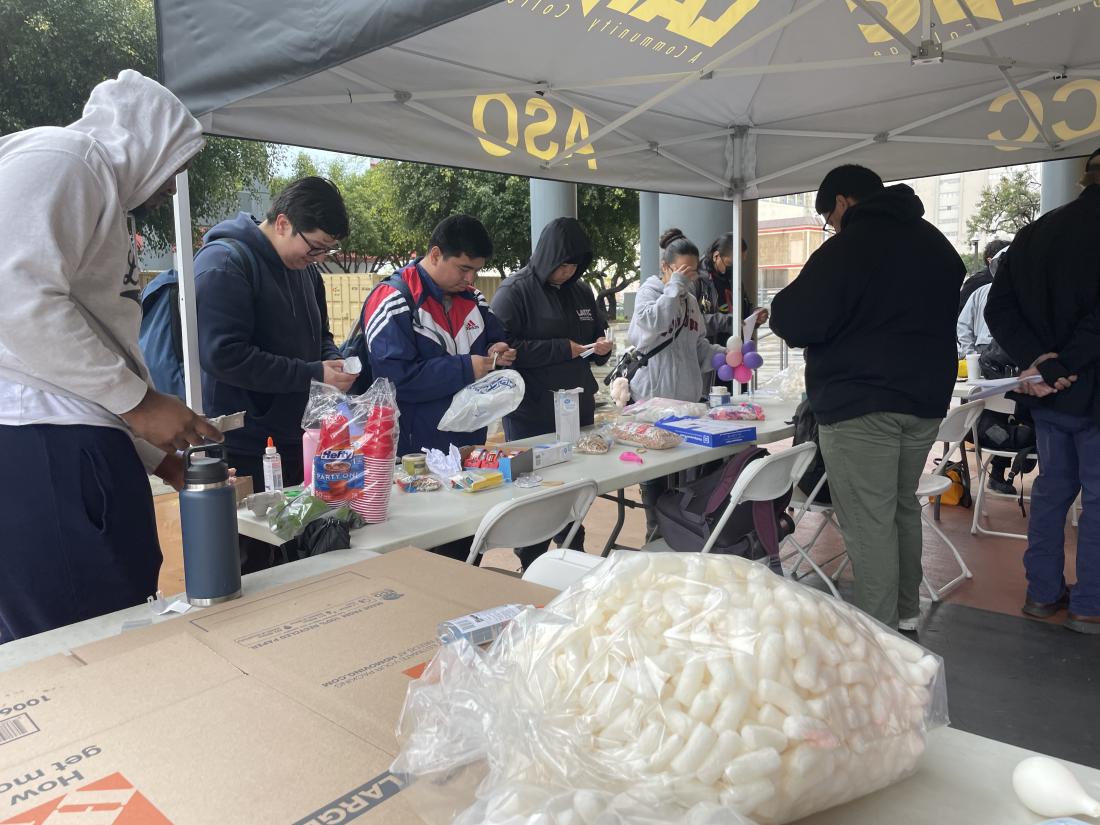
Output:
top-left (263, 436), bottom-right (284, 492)
top-left (437, 604), bottom-right (526, 646)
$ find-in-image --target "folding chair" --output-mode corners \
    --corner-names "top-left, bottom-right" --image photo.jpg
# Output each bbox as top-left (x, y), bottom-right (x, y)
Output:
top-left (522, 548), bottom-right (606, 590)
top-left (918, 400), bottom-right (985, 600)
top-left (781, 471), bottom-right (846, 598)
top-left (701, 444), bottom-right (817, 578)
top-left (970, 391), bottom-right (1040, 540)
top-left (465, 478), bottom-right (599, 564)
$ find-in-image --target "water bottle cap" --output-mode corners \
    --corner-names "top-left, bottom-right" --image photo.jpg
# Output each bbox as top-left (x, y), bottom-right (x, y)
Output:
top-left (184, 450), bottom-right (229, 485)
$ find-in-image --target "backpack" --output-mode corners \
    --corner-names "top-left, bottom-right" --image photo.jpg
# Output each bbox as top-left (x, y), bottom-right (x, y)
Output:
top-left (654, 446), bottom-right (795, 568)
top-left (792, 399), bottom-right (830, 505)
top-left (931, 460), bottom-right (972, 507)
top-left (973, 406), bottom-right (1037, 513)
top-left (342, 274), bottom-right (428, 395)
top-left (977, 340), bottom-right (1019, 381)
top-left (138, 238), bottom-right (259, 399)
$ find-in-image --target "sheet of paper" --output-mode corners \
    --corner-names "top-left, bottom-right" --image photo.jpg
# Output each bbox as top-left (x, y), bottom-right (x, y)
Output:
top-left (580, 348), bottom-right (596, 358)
top-left (742, 311), bottom-right (760, 343)
top-left (963, 374), bottom-right (1042, 401)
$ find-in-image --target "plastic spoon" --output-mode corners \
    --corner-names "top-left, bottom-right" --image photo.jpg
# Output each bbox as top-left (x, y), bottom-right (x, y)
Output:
top-left (1013, 757), bottom-right (1100, 818)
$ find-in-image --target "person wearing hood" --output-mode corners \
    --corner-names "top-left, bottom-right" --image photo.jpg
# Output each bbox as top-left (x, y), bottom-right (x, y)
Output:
top-left (0, 70), bottom-right (222, 641)
top-left (490, 218), bottom-right (612, 569)
top-left (491, 218), bottom-right (613, 441)
top-left (195, 176), bottom-right (353, 570)
top-left (770, 164), bottom-right (964, 634)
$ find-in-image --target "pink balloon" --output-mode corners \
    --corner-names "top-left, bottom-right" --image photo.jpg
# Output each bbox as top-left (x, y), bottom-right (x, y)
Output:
top-left (743, 351), bottom-right (764, 370)
top-left (716, 364), bottom-right (735, 382)
top-left (733, 364), bottom-right (754, 384)
top-left (725, 350), bottom-right (743, 367)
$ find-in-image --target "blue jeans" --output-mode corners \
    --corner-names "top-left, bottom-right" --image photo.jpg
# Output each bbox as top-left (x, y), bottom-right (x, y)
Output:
top-left (1025, 408), bottom-right (1100, 615)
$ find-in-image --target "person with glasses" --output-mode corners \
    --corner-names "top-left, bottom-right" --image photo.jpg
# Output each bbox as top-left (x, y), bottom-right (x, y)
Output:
top-left (769, 164), bottom-right (964, 637)
top-left (629, 228), bottom-right (728, 539)
top-left (696, 233), bottom-right (766, 349)
top-left (195, 176), bottom-right (352, 569)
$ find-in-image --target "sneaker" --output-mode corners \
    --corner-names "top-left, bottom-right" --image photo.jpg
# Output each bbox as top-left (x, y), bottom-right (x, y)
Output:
top-left (1022, 587), bottom-right (1071, 619)
top-left (988, 477), bottom-right (1017, 495)
top-left (897, 616), bottom-right (920, 632)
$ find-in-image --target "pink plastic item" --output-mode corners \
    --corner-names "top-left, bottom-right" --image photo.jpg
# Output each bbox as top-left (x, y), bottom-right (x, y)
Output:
top-left (302, 428), bottom-right (321, 486)
top-left (619, 451), bottom-right (644, 464)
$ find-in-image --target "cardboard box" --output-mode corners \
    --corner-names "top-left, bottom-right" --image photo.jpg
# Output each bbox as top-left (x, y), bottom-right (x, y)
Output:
top-left (462, 446), bottom-right (533, 482)
top-left (532, 441), bottom-right (572, 469)
top-left (0, 551), bottom-right (556, 824)
top-left (655, 416), bottom-right (757, 447)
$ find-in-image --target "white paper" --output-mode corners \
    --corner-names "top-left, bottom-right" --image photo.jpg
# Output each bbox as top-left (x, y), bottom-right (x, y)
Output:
top-left (579, 348), bottom-right (595, 358)
top-left (208, 410), bottom-right (246, 433)
top-left (963, 374), bottom-right (1042, 401)
top-left (147, 591), bottom-right (192, 616)
top-left (741, 311), bottom-right (759, 343)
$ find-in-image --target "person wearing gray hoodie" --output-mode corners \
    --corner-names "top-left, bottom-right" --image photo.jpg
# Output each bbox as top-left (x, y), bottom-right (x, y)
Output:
top-left (628, 228), bottom-right (725, 538)
top-left (0, 71), bottom-right (221, 641)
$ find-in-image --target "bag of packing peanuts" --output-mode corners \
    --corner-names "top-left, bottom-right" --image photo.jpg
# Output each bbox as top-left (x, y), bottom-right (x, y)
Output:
top-left (392, 551), bottom-right (947, 825)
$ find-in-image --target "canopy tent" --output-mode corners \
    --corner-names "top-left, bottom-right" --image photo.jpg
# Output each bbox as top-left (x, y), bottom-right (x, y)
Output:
top-left (155, 0), bottom-right (1100, 407)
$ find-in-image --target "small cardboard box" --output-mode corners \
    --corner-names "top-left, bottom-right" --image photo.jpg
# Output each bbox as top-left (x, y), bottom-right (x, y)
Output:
top-left (532, 441), bottom-right (573, 469)
top-left (655, 416), bottom-right (758, 447)
top-left (462, 446), bottom-right (533, 482)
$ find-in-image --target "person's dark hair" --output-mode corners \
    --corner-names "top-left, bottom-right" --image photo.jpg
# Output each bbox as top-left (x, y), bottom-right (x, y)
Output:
top-left (266, 177), bottom-right (349, 239)
top-left (983, 238), bottom-right (1010, 264)
top-left (659, 227), bottom-right (699, 266)
top-left (701, 232), bottom-right (750, 277)
top-left (428, 214), bottom-right (493, 260)
top-left (814, 164), bottom-right (884, 215)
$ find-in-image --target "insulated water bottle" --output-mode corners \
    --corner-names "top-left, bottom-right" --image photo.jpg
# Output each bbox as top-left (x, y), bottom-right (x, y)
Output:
top-left (179, 445), bottom-right (242, 606)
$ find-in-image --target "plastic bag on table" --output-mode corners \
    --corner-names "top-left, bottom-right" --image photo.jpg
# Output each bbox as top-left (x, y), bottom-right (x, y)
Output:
top-left (754, 364), bottom-right (805, 403)
top-left (608, 420), bottom-right (683, 449)
top-left (285, 507), bottom-right (363, 560)
top-left (303, 378), bottom-right (401, 524)
top-left (708, 402), bottom-right (766, 421)
top-left (392, 552), bottom-right (948, 825)
top-left (625, 397), bottom-right (708, 423)
top-left (439, 370), bottom-right (525, 432)
top-left (573, 427), bottom-right (615, 455)
top-left (267, 494), bottom-right (331, 542)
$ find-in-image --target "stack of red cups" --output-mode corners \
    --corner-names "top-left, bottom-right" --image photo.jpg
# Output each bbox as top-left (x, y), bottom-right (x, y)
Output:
top-left (354, 402), bottom-right (398, 523)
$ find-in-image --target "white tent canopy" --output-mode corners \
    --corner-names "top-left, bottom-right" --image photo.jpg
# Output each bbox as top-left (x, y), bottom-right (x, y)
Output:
top-left (156, 0), bottom-right (1100, 407)
top-left (159, 0), bottom-right (1100, 200)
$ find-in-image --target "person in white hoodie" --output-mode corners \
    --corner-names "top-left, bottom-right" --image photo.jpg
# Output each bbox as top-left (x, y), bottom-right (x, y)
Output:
top-left (0, 70), bottom-right (222, 642)
top-left (628, 227), bottom-right (725, 538)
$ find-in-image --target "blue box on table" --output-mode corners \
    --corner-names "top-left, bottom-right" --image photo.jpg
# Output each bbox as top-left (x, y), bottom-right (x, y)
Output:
top-left (654, 416), bottom-right (757, 448)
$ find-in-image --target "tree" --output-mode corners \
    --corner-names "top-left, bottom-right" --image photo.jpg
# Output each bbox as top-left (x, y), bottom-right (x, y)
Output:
top-left (966, 169), bottom-right (1040, 238)
top-left (0, 0), bottom-right (281, 251)
top-left (578, 185), bottom-right (640, 318)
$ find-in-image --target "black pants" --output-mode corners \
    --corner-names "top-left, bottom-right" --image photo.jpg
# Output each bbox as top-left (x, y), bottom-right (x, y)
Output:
top-left (229, 445), bottom-right (304, 574)
top-left (0, 425), bottom-right (162, 643)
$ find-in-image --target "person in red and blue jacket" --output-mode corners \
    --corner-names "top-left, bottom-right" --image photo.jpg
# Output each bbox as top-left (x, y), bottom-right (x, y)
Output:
top-left (364, 215), bottom-right (516, 456)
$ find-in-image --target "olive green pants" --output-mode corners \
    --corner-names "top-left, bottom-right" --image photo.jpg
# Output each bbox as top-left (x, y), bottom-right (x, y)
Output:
top-left (818, 412), bottom-right (939, 628)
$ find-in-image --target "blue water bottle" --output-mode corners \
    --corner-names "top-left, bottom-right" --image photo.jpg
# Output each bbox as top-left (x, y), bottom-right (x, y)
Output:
top-left (179, 445), bottom-right (242, 606)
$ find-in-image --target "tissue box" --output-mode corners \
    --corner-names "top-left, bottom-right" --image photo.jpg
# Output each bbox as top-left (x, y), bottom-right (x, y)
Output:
top-left (450, 469), bottom-right (506, 493)
top-left (532, 442), bottom-right (573, 469)
top-left (655, 416), bottom-right (757, 448)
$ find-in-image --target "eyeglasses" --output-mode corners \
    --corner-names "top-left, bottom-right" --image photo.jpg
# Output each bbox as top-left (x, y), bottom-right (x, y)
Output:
top-left (296, 230), bottom-right (340, 257)
top-left (821, 212), bottom-right (835, 236)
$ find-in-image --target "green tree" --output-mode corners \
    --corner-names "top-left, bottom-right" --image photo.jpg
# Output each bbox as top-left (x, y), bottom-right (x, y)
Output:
top-left (966, 169), bottom-right (1040, 238)
top-left (579, 185), bottom-right (640, 318)
top-left (0, 0), bottom-right (281, 252)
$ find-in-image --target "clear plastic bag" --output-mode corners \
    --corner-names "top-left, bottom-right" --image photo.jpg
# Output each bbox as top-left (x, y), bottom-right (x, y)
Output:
top-left (393, 552), bottom-right (948, 825)
top-left (608, 421), bottom-right (684, 449)
top-left (574, 428), bottom-right (614, 455)
top-left (753, 364), bottom-right (806, 403)
top-left (625, 397), bottom-right (709, 423)
top-left (301, 378), bottom-right (400, 523)
top-left (708, 403), bottom-right (766, 421)
top-left (439, 370), bottom-right (525, 432)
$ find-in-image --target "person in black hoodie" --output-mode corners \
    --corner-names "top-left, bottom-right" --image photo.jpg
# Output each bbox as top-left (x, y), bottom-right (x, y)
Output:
top-left (959, 238), bottom-right (1009, 315)
top-left (196, 177), bottom-right (353, 569)
top-left (984, 147), bottom-right (1100, 633)
top-left (491, 218), bottom-right (612, 568)
top-left (770, 164), bottom-right (964, 633)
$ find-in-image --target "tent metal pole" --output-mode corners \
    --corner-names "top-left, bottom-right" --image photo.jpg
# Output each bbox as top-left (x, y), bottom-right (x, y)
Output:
top-left (172, 171), bottom-right (203, 414)
top-left (941, 0), bottom-right (1085, 52)
top-left (920, 0), bottom-right (932, 43)
top-left (545, 0), bottom-right (829, 168)
top-left (749, 138), bottom-right (876, 189)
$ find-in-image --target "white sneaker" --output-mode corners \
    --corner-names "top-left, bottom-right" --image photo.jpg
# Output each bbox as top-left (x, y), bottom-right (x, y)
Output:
top-left (897, 616), bottom-right (920, 631)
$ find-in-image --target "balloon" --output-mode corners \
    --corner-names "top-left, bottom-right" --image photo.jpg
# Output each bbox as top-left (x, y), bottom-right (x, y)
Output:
top-left (743, 351), bottom-right (764, 370)
top-left (733, 364), bottom-right (753, 384)
top-left (711, 351), bottom-right (727, 370)
top-left (725, 350), bottom-right (743, 367)
top-left (726, 336), bottom-right (742, 351)
top-left (716, 364), bottom-right (736, 382)
top-left (741, 340), bottom-right (757, 354)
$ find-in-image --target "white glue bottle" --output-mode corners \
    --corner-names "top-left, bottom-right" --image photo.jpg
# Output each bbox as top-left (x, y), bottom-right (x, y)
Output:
top-left (262, 436), bottom-right (284, 492)
top-left (438, 604), bottom-right (526, 646)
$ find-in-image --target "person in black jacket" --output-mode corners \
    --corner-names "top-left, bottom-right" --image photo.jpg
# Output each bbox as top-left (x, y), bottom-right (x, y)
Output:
top-left (984, 147), bottom-right (1100, 633)
top-left (491, 217), bottom-right (612, 568)
top-left (770, 164), bottom-right (964, 633)
top-left (959, 238), bottom-right (1009, 315)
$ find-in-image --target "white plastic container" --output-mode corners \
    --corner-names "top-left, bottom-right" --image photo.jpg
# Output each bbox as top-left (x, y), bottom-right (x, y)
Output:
top-left (966, 353), bottom-right (982, 384)
top-left (708, 386), bottom-right (732, 408)
top-left (554, 388), bottom-right (582, 444)
top-left (262, 436), bottom-right (284, 492)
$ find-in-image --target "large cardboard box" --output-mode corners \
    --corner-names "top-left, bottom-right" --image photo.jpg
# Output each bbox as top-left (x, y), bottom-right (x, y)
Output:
top-left (0, 550), bottom-right (556, 824)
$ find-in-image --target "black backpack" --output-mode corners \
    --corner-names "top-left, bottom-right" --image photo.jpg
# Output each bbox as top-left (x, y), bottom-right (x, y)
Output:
top-left (342, 275), bottom-right (423, 395)
top-left (655, 446), bottom-right (795, 568)
top-left (792, 399), bottom-right (830, 505)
